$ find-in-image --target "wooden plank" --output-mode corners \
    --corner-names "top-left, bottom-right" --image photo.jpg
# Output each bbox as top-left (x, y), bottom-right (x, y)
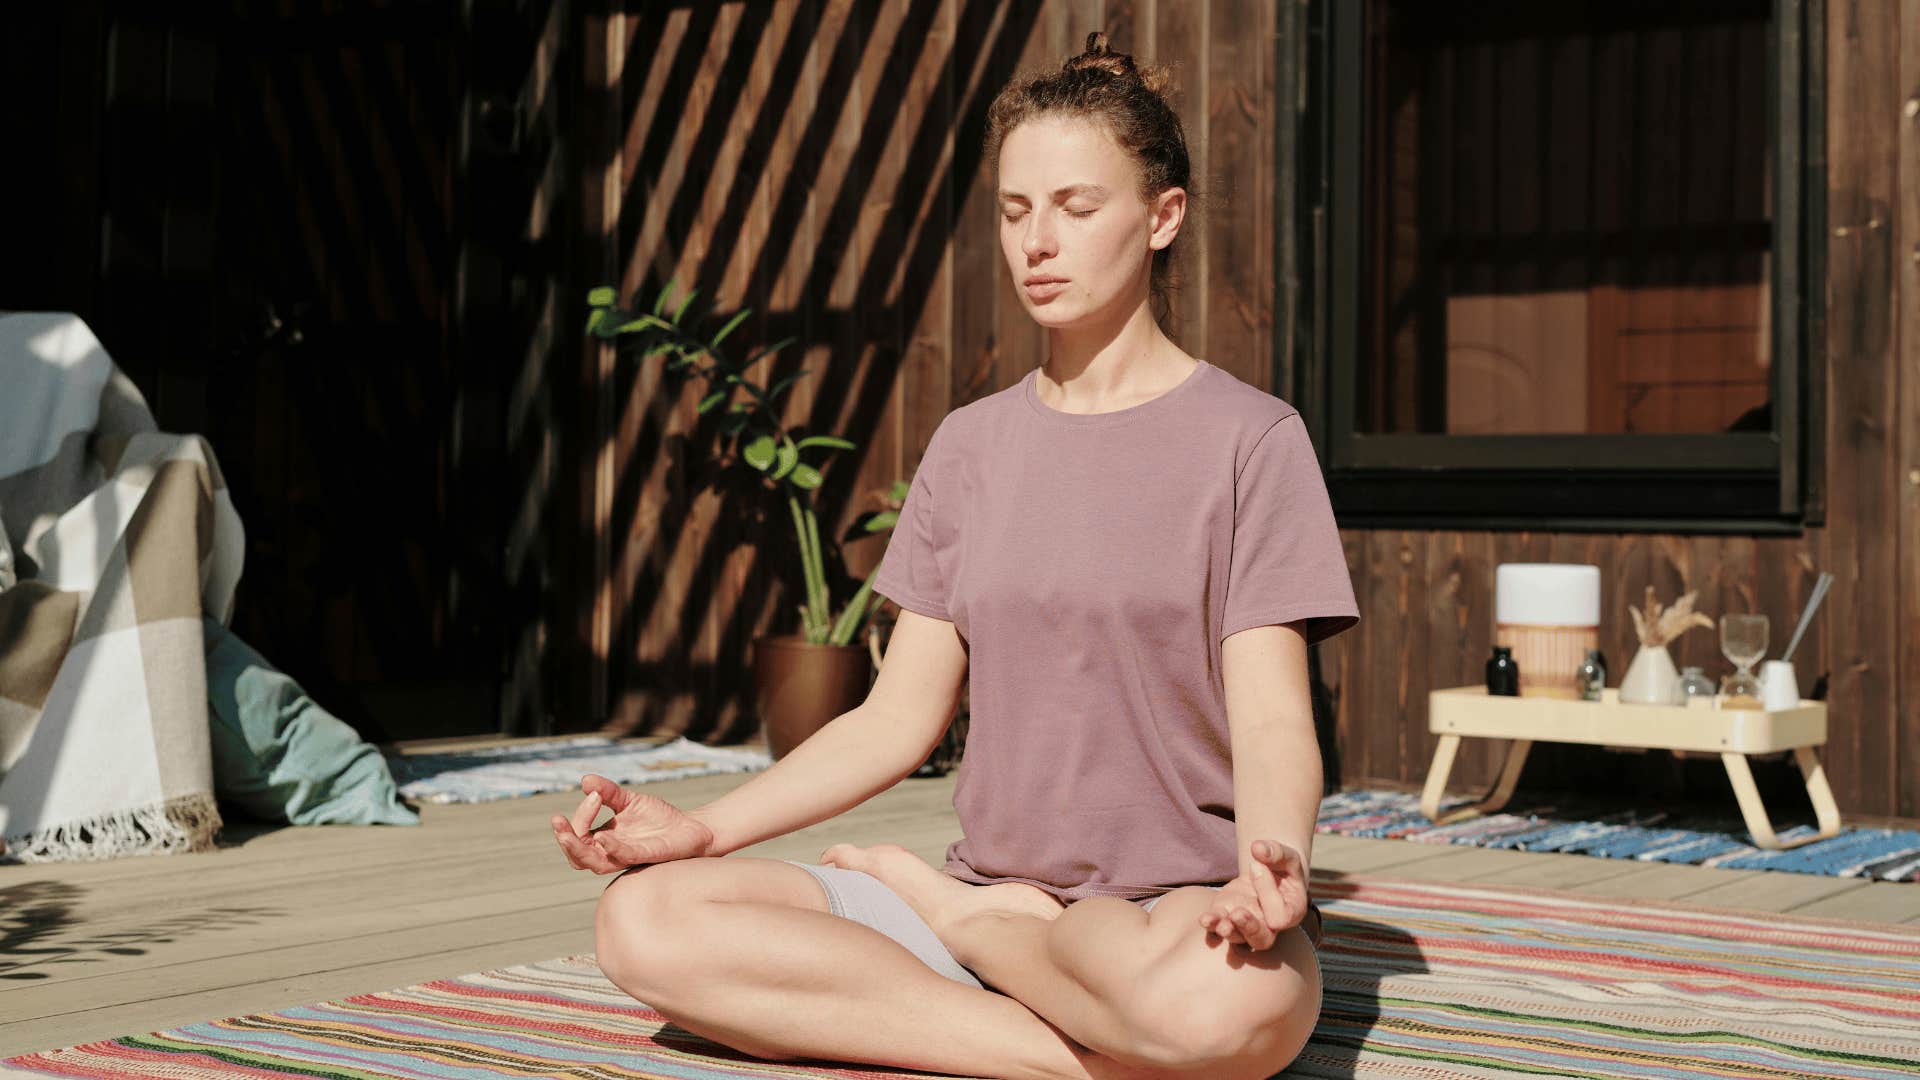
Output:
top-left (1323, 528), bottom-right (1367, 790)
top-left (1785, 881), bottom-right (1920, 926)
top-left (1572, 862), bottom-right (1767, 902)
top-left (1306, 835), bottom-right (1487, 877)
top-left (1897, 0), bottom-right (1920, 821)
top-left (1356, 531), bottom-right (1414, 785)
top-left (1205, 0), bottom-right (1270, 391)
top-left (1824, 0), bottom-right (1902, 820)
top-left (1456, 851), bottom-right (1640, 891)
top-left (1681, 869), bottom-right (1875, 913)
top-left (4, 881), bottom-right (607, 1021)
top-left (1154, 0), bottom-right (1206, 357)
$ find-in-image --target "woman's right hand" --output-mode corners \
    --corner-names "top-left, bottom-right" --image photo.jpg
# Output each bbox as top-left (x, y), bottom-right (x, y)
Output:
top-left (551, 773), bottom-right (716, 875)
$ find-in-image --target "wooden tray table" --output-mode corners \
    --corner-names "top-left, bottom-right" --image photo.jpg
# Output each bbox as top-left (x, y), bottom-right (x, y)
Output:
top-left (1420, 686), bottom-right (1842, 851)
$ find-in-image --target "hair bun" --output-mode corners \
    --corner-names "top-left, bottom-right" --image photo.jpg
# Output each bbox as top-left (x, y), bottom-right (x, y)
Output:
top-left (1064, 31), bottom-right (1169, 96)
top-left (1066, 31), bottom-right (1137, 78)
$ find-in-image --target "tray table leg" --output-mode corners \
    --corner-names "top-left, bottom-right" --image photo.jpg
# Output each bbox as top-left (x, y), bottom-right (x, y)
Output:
top-left (1794, 746), bottom-right (1844, 840)
top-left (1420, 735), bottom-right (1462, 820)
top-left (1722, 750), bottom-right (1842, 851)
top-left (1423, 737), bottom-right (1532, 825)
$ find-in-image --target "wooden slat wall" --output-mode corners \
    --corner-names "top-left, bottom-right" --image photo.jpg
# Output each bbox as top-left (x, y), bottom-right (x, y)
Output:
top-left (581, 0), bottom-right (1917, 820)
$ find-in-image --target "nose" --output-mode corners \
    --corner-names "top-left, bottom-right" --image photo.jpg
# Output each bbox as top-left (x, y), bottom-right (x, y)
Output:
top-left (1020, 211), bottom-right (1057, 260)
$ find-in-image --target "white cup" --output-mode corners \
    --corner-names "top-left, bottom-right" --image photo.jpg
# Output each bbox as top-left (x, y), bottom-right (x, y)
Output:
top-left (1759, 660), bottom-right (1800, 711)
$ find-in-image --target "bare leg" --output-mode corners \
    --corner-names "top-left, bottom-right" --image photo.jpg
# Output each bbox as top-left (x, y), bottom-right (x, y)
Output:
top-left (819, 844), bottom-right (1173, 1067)
top-left (595, 860), bottom-right (1167, 1080)
top-left (826, 844), bottom-right (1319, 1077)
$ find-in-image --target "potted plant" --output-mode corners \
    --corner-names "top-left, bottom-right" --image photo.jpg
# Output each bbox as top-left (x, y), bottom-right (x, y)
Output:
top-left (585, 281), bottom-right (908, 760)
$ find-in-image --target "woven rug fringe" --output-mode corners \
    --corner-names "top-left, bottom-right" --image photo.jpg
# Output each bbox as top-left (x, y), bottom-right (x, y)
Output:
top-left (1, 791), bottom-right (222, 863)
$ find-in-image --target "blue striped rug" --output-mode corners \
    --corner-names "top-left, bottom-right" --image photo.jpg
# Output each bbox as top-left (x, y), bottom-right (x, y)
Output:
top-left (1318, 789), bottom-right (1920, 882)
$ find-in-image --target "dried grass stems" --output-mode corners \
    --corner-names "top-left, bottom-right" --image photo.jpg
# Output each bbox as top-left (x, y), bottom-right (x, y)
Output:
top-left (1628, 585), bottom-right (1716, 648)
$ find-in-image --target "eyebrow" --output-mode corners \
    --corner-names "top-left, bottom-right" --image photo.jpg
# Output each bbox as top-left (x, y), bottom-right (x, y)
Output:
top-left (996, 183), bottom-right (1110, 202)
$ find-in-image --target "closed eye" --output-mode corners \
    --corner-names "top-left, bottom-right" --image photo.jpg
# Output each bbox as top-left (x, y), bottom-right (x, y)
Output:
top-left (1002, 208), bottom-right (1098, 221)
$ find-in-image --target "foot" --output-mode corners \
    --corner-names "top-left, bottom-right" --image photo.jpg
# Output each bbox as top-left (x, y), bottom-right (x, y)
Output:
top-left (820, 843), bottom-right (1066, 944)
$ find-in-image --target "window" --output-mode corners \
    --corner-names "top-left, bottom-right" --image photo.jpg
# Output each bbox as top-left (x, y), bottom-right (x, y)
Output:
top-left (1300, 0), bottom-right (1823, 531)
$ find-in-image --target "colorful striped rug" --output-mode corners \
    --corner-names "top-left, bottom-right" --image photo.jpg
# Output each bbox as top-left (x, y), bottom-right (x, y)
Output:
top-left (6, 878), bottom-right (1915, 1079)
top-left (1319, 789), bottom-right (1920, 882)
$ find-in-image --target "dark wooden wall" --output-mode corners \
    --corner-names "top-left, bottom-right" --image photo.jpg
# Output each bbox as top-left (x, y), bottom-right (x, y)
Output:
top-left (1, 0), bottom-right (566, 744)
top-left (575, 0), bottom-right (1280, 743)
top-left (582, 0), bottom-right (1917, 822)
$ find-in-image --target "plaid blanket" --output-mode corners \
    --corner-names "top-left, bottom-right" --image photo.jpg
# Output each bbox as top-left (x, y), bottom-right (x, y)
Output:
top-left (0, 312), bottom-right (243, 861)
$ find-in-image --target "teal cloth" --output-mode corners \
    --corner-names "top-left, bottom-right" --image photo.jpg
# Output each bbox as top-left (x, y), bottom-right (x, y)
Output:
top-left (202, 618), bottom-right (420, 826)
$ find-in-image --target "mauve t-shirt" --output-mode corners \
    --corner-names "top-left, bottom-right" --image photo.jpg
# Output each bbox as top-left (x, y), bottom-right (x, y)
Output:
top-left (870, 358), bottom-right (1360, 903)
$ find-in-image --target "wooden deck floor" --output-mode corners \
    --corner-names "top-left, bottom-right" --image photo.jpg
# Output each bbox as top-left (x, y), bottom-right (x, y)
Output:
top-left (4, 736), bottom-right (1917, 1058)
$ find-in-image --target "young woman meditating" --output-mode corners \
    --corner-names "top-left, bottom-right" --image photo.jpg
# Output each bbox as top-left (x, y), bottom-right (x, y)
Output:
top-left (553, 32), bottom-right (1358, 1080)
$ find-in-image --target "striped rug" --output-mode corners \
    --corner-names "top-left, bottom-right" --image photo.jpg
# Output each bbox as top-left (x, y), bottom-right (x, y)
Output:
top-left (1320, 789), bottom-right (1920, 881)
top-left (5, 878), bottom-right (1915, 1079)
top-left (383, 736), bottom-right (772, 804)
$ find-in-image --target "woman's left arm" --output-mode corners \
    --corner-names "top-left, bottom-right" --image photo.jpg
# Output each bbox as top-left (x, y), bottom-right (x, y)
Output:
top-left (1210, 619), bottom-right (1322, 945)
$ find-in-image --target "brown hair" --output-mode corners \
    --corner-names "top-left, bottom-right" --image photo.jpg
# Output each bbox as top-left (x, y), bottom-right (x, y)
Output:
top-left (985, 32), bottom-right (1196, 324)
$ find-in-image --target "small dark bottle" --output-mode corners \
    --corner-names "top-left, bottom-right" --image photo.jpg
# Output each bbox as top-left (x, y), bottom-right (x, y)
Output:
top-left (1576, 648), bottom-right (1607, 702)
top-left (1486, 645), bottom-right (1520, 696)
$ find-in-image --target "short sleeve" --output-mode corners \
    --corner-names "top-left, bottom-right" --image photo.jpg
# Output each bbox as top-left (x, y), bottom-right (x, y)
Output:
top-left (872, 427), bottom-right (953, 622)
top-left (1220, 414), bottom-right (1360, 646)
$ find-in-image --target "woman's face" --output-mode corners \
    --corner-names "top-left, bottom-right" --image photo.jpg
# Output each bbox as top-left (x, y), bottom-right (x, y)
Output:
top-left (997, 114), bottom-right (1180, 327)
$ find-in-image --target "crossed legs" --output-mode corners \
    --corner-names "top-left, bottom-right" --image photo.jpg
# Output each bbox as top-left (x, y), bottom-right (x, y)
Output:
top-left (594, 849), bottom-right (1319, 1080)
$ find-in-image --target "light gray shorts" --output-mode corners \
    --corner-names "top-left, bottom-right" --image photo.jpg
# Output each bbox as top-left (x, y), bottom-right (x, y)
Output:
top-left (780, 860), bottom-right (1208, 991)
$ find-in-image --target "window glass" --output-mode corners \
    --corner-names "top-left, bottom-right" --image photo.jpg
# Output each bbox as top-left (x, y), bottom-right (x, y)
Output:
top-left (1358, 0), bottom-right (1773, 436)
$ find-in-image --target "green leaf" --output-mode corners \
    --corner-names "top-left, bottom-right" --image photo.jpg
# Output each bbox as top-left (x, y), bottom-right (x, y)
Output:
top-left (770, 442), bottom-right (799, 480)
top-left (745, 335), bottom-right (799, 365)
top-left (723, 415), bottom-right (750, 437)
top-left (729, 401), bottom-right (754, 413)
top-left (865, 510), bottom-right (899, 531)
top-left (789, 463), bottom-right (823, 490)
top-left (615, 314), bottom-right (672, 334)
top-left (743, 435), bottom-right (777, 470)
top-left (672, 288), bottom-right (700, 325)
top-left (887, 480), bottom-right (910, 500)
top-left (696, 390), bottom-right (728, 415)
top-left (796, 435), bottom-right (855, 451)
top-left (768, 370), bottom-right (811, 401)
top-left (585, 308), bottom-right (607, 335)
top-left (587, 285), bottom-right (617, 307)
top-left (711, 308), bottom-right (751, 347)
top-left (653, 277), bottom-right (679, 316)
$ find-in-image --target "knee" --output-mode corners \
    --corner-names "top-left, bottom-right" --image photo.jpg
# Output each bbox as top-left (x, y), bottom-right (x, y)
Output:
top-left (1136, 986), bottom-right (1319, 1078)
top-left (594, 864), bottom-right (695, 995)
top-left (1131, 931), bottom-right (1322, 1076)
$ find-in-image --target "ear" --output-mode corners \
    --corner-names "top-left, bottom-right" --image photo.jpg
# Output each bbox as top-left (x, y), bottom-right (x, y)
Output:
top-left (1147, 186), bottom-right (1186, 251)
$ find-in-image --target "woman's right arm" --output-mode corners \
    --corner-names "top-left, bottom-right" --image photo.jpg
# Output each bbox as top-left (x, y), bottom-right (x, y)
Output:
top-left (687, 607), bottom-right (969, 856)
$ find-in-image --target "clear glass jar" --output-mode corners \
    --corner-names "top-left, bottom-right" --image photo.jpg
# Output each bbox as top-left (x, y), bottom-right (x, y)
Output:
top-left (1678, 665), bottom-right (1716, 701)
top-left (1575, 649), bottom-right (1606, 701)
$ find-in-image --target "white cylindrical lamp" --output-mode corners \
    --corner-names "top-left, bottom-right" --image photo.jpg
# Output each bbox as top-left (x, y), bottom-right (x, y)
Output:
top-left (1495, 563), bottom-right (1602, 699)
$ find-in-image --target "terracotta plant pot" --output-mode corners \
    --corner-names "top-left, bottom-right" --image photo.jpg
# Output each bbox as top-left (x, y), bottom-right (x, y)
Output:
top-left (750, 633), bottom-right (873, 760)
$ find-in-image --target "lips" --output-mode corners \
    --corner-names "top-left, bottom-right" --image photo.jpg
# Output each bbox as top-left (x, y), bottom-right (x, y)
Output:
top-left (1023, 275), bottom-right (1068, 285)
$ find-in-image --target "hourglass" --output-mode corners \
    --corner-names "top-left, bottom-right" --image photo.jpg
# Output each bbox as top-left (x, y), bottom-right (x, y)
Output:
top-left (1717, 614), bottom-right (1768, 706)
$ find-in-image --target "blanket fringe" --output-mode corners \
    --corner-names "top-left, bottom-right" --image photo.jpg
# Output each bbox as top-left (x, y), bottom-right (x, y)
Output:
top-left (0, 791), bottom-right (222, 863)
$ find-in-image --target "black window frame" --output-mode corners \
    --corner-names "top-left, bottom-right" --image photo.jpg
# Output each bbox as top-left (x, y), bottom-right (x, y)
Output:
top-left (1289, 0), bottom-right (1826, 534)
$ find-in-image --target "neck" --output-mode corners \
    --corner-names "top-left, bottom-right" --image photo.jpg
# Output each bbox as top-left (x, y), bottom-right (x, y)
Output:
top-left (1038, 300), bottom-right (1189, 410)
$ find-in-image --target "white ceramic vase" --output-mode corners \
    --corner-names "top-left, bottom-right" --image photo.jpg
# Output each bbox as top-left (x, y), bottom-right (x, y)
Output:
top-left (1619, 644), bottom-right (1682, 705)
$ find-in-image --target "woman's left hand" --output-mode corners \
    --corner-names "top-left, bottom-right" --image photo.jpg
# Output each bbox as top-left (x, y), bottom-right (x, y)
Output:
top-left (1198, 839), bottom-right (1309, 951)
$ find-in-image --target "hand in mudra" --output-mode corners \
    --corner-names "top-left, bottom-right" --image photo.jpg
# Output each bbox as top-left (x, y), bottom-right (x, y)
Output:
top-left (550, 773), bottom-right (714, 874)
top-left (1199, 839), bottom-right (1309, 952)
